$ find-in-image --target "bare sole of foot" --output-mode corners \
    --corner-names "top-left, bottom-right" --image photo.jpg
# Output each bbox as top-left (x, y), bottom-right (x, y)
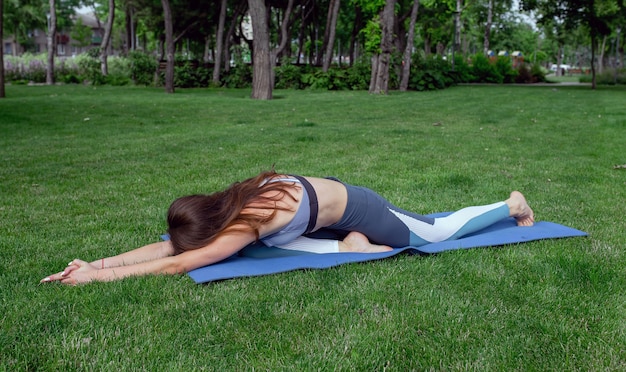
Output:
top-left (339, 231), bottom-right (393, 253)
top-left (508, 191), bottom-right (535, 226)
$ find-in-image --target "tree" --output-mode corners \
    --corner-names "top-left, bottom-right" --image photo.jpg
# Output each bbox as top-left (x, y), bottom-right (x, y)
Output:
top-left (47, 0), bottom-right (57, 85)
top-left (400, 0), bottom-right (420, 91)
top-left (212, 0), bottom-right (227, 84)
top-left (417, 0), bottom-right (453, 56)
top-left (483, 0), bottom-right (493, 55)
top-left (222, 1), bottom-right (247, 73)
top-left (271, 0), bottom-right (295, 72)
top-left (248, 0), bottom-right (272, 99)
top-left (100, 0), bottom-right (115, 76)
top-left (369, 0), bottom-right (395, 94)
top-left (0, 0), bottom-right (5, 98)
top-left (247, 0), bottom-right (294, 100)
top-left (162, 0), bottom-right (175, 93)
top-left (322, 0), bottom-right (341, 71)
top-left (522, 0), bottom-right (619, 89)
top-left (71, 16), bottom-right (93, 48)
top-left (3, 0), bottom-right (44, 56)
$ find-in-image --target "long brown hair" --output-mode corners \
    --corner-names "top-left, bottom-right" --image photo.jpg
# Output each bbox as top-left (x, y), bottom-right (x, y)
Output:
top-left (167, 170), bottom-right (298, 254)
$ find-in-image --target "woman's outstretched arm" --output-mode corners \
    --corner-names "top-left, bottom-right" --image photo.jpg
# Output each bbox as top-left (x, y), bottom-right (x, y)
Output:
top-left (90, 241), bottom-right (175, 269)
top-left (41, 230), bottom-right (256, 285)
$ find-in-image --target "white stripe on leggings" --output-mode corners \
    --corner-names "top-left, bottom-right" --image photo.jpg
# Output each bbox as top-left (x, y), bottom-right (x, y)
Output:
top-left (277, 236), bottom-right (340, 254)
top-left (388, 202), bottom-right (507, 243)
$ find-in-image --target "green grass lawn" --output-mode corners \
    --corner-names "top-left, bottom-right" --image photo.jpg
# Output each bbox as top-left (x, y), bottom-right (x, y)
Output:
top-left (1, 84), bottom-right (625, 370)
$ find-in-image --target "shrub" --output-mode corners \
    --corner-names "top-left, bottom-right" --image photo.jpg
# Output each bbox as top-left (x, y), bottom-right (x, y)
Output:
top-left (494, 56), bottom-right (518, 83)
top-left (515, 64), bottom-right (533, 83)
top-left (470, 53), bottom-right (502, 83)
top-left (3, 54), bottom-right (83, 83)
top-left (530, 63), bottom-right (547, 83)
top-left (275, 59), bottom-right (302, 89)
top-left (174, 61), bottom-right (207, 88)
top-left (25, 58), bottom-right (47, 83)
top-left (223, 62), bottom-right (252, 88)
top-left (106, 56), bottom-right (132, 86)
top-left (345, 60), bottom-right (371, 90)
top-left (408, 54), bottom-right (456, 91)
top-left (75, 51), bottom-right (106, 85)
top-left (7, 53), bottom-right (48, 83)
top-left (451, 55), bottom-right (475, 83)
top-left (301, 68), bottom-right (349, 90)
top-left (128, 51), bottom-right (157, 86)
top-left (579, 69), bottom-right (626, 85)
top-left (3, 56), bottom-right (22, 81)
top-left (56, 58), bottom-right (80, 84)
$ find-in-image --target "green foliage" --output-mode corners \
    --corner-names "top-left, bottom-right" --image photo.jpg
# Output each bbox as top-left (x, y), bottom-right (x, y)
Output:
top-left (128, 51), bottom-right (157, 86)
top-left (275, 59), bottom-right (303, 89)
top-left (174, 61), bottom-right (210, 88)
top-left (470, 53), bottom-right (503, 84)
top-left (408, 54), bottom-right (456, 91)
top-left (515, 63), bottom-right (548, 84)
top-left (70, 17), bottom-right (93, 48)
top-left (107, 57), bottom-right (132, 86)
top-left (223, 63), bottom-right (252, 89)
top-left (529, 50), bottom-right (549, 64)
top-left (301, 68), bottom-right (348, 90)
top-left (3, 54), bottom-right (84, 84)
top-left (361, 16), bottom-right (382, 54)
top-left (515, 64), bottom-right (533, 84)
top-left (345, 60), bottom-right (371, 90)
top-left (494, 56), bottom-right (518, 84)
top-left (75, 52), bottom-right (106, 85)
top-left (451, 55), bottom-right (475, 83)
top-left (5, 53), bottom-right (47, 83)
top-left (529, 63), bottom-right (547, 83)
top-left (57, 58), bottom-right (81, 84)
top-left (351, 0), bottom-right (386, 14)
top-left (580, 69), bottom-right (626, 85)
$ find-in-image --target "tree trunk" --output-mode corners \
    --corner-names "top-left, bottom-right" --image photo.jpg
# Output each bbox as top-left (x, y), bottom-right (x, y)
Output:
top-left (591, 32), bottom-right (597, 89)
top-left (369, 0), bottom-right (395, 94)
top-left (212, 0), bottom-right (227, 84)
top-left (0, 0), bottom-right (5, 98)
top-left (162, 0), bottom-right (175, 93)
top-left (483, 0), bottom-right (492, 56)
top-left (399, 0), bottom-right (419, 91)
top-left (125, 8), bottom-right (131, 54)
top-left (297, 2), bottom-right (313, 65)
top-left (556, 44), bottom-right (563, 77)
top-left (100, 0), bottom-right (115, 76)
top-left (297, 14), bottom-right (305, 64)
top-left (322, 0), bottom-right (341, 71)
top-left (451, 0), bottom-right (461, 69)
top-left (126, 5), bottom-right (135, 52)
top-left (369, 54), bottom-right (378, 92)
top-left (248, 0), bottom-right (272, 99)
top-left (46, 0), bottom-right (57, 85)
top-left (270, 0), bottom-right (294, 84)
top-left (316, 1), bottom-right (331, 66)
top-left (349, 6), bottom-right (362, 66)
top-left (598, 34), bottom-right (607, 74)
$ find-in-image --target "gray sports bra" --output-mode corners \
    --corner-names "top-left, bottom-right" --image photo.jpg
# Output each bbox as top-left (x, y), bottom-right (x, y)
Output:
top-left (260, 176), bottom-right (318, 246)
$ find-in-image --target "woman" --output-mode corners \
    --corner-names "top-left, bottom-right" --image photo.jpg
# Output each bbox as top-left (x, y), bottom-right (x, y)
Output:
top-left (41, 170), bottom-right (534, 285)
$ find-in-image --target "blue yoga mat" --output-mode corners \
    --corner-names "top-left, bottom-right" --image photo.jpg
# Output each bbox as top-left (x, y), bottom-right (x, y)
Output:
top-left (183, 216), bottom-right (586, 283)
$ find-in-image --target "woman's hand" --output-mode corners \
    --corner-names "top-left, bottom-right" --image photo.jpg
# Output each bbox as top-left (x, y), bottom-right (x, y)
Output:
top-left (40, 259), bottom-right (99, 285)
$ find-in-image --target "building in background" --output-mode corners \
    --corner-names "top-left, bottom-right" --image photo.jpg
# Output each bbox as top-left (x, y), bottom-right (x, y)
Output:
top-left (2, 12), bottom-right (113, 57)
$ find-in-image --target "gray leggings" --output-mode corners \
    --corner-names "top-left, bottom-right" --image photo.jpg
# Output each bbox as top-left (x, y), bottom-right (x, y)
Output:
top-left (325, 184), bottom-right (509, 248)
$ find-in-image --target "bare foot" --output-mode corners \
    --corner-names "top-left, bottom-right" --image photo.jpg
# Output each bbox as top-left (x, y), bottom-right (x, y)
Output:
top-left (506, 191), bottom-right (535, 226)
top-left (338, 231), bottom-right (393, 253)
